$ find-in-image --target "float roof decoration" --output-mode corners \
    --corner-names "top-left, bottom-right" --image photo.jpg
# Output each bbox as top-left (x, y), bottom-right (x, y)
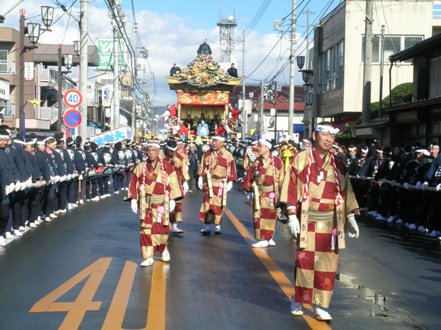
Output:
top-left (167, 54), bottom-right (240, 89)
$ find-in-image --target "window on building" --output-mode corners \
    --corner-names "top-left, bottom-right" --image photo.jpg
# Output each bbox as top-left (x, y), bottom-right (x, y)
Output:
top-left (318, 40), bottom-right (344, 93)
top-left (430, 56), bottom-right (441, 98)
top-left (0, 50), bottom-right (7, 73)
top-left (362, 34), bottom-right (424, 63)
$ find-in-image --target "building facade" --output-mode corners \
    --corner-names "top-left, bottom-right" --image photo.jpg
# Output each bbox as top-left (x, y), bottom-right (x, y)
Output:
top-left (313, 0), bottom-right (434, 140)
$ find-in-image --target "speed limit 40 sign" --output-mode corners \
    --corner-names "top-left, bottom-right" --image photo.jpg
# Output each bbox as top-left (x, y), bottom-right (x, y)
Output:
top-left (63, 89), bottom-right (83, 108)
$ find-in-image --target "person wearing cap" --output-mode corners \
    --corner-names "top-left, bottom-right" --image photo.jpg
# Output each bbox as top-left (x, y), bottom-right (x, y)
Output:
top-left (121, 140), bottom-right (136, 191)
top-left (53, 134), bottom-right (75, 214)
top-left (422, 147), bottom-right (441, 238)
top-left (198, 135), bottom-right (237, 235)
top-left (127, 141), bottom-right (183, 267)
top-left (243, 135), bottom-right (284, 248)
top-left (8, 136), bottom-right (33, 235)
top-left (0, 128), bottom-right (19, 244)
top-left (65, 137), bottom-right (79, 209)
top-left (41, 137), bottom-right (62, 220)
top-left (279, 122), bottom-right (360, 321)
top-left (163, 140), bottom-right (190, 235)
top-left (23, 138), bottom-right (47, 228)
top-left (83, 141), bottom-right (100, 202)
top-left (402, 148), bottom-right (432, 231)
top-left (111, 141), bottom-right (128, 194)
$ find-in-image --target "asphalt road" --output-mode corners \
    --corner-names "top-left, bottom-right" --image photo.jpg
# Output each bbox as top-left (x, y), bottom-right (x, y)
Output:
top-left (0, 186), bottom-right (440, 330)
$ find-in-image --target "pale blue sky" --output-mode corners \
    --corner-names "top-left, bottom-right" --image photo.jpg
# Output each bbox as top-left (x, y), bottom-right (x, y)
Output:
top-left (1, 0), bottom-right (340, 104)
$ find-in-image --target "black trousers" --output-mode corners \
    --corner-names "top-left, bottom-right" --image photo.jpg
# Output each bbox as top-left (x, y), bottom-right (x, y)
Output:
top-left (28, 188), bottom-right (43, 222)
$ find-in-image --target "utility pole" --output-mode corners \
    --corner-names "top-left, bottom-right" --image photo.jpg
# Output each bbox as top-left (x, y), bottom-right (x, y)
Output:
top-left (241, 36), bottom-right (246, 138)
top-left (130, 53), bottom-right (136, 136)
top-left (288, 0), bottom-right (296, 135)
top-left (78, 0), bottom-right (88, 139)
top-left (113, 26), bottom-right (120, 129)
top-left (362, 0), bottom-right (373, 124)
top-left (57, 45), bottom-right (62, 131)
top-left (305, 7), bottom-right (313, 135)
top-left (378, 25), bottom-right (385, 118)
top-left (260, 80), bottom-right (265, 136)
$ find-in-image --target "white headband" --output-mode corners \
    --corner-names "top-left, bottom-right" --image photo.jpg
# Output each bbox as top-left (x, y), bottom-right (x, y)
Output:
top-left (348, 147), bottom-right (357, 151)
top-left (376, 150), bottom-right (383, 154)
top-left (14, 139), bottom-right (26, 145)
top-left (24, 139), bottom-right (37, 145)
top-left (147, 143), bottom-right (160, 149)
top-left (0, 134), bottom-right (9, 139)
top-left (315, 124), bottom-right (340, 135)
top-left (258, 138), bottom-right (272, 149)
top-left (165, 145), bottom-right (177, 151)
top-left (361, 147), bottom-right (369, 153)
top-left (212, 136), bottom-right (225, 142)
top-left (416, 149), bottom-right (430, 156)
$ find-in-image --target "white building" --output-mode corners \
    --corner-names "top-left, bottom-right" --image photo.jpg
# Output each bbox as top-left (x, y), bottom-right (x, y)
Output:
top-left (312, 0), bottom-right (434, 139)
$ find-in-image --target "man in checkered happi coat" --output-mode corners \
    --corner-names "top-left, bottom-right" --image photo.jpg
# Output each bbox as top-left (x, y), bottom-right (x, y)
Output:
top-left (198, 135), bottom-right (237, 235)
top-left (279, 122), bottom-right (360, 321)
top-left (127, 142), bottom-right (183, 267)
top-left (243, 136), bottom-right (285, 248)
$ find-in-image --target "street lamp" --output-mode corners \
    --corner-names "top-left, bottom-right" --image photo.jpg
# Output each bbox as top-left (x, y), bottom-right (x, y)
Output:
top-left (297, 55), bottom-right (314, 137)
top-left (18, 7), bottom-right (54, 139)
top-left (64, 54), bottom-right (73, 71)
top-left (73, 40), bottom-right (80, 56)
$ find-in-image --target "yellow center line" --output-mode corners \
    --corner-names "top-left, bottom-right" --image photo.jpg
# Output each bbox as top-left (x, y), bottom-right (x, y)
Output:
top-left (224, 207), bottom-right (332, 330)
top-left (145, 262), bottom-right (167, 330)
top-left (102, 261), bottom-right (138, 329)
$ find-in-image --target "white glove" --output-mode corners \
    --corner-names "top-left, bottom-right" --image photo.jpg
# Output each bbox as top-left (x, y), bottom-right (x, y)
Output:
top-left (403, 182), bottom-right (410, 190)
top-left (26, 177), bottom-right (33, 188)
top-left (5, 183), bottom-right (13, 195)
top-left (422, 182), bottom-right (429, 191)
top-left (226, 181), bottom-right (233, 192)
top-left (436, 184), bottom-right (441, 191)
top-left (183, 181), bottom-right (189, 194)
top-left (288, 214), bottom-right (300, 237)
top-left (55, 175), bottom-right (61, 182)
top-left (198, 176), bottom-right (203, 190)
top-left (246, 192), bottom-right (253, 205)
top-left (14, 182), bottom-right (21, 191)
top-left (169, 200), bottom-right (176, 213)
top-left (130, 199), bottom-right (138, 214)
top-left (415, 181), bottom-right (422, 190)
top-left (79, 174), bottom-right (83, 180)
top-left (67, 174), bottom-right (72, 180)
top-left (346, 214), bottom-right (360, 238)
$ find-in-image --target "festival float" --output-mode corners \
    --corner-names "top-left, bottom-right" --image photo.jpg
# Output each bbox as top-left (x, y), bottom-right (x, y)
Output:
top-left (166, 52), bottom-right (241, 136)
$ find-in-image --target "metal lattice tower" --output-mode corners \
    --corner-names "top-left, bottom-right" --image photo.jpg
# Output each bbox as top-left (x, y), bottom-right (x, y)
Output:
top-left (217, 15), bottom-right (237, 63)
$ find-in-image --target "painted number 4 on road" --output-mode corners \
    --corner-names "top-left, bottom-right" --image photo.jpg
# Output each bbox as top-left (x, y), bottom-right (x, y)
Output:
top-left (64, 89), bottom-right (83, 108)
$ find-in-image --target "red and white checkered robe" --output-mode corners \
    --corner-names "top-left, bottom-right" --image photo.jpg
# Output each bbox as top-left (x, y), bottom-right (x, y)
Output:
top-left (198, 148), bottom-right (237, 225)
top-left (128, 159), bottom-right (182, 259)
top-left (279, 148), bottom-right (359, 308)
top-left (164, 152), bottom-right (189, 223)
top-left (243, 154), bottom-right (284, 240)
